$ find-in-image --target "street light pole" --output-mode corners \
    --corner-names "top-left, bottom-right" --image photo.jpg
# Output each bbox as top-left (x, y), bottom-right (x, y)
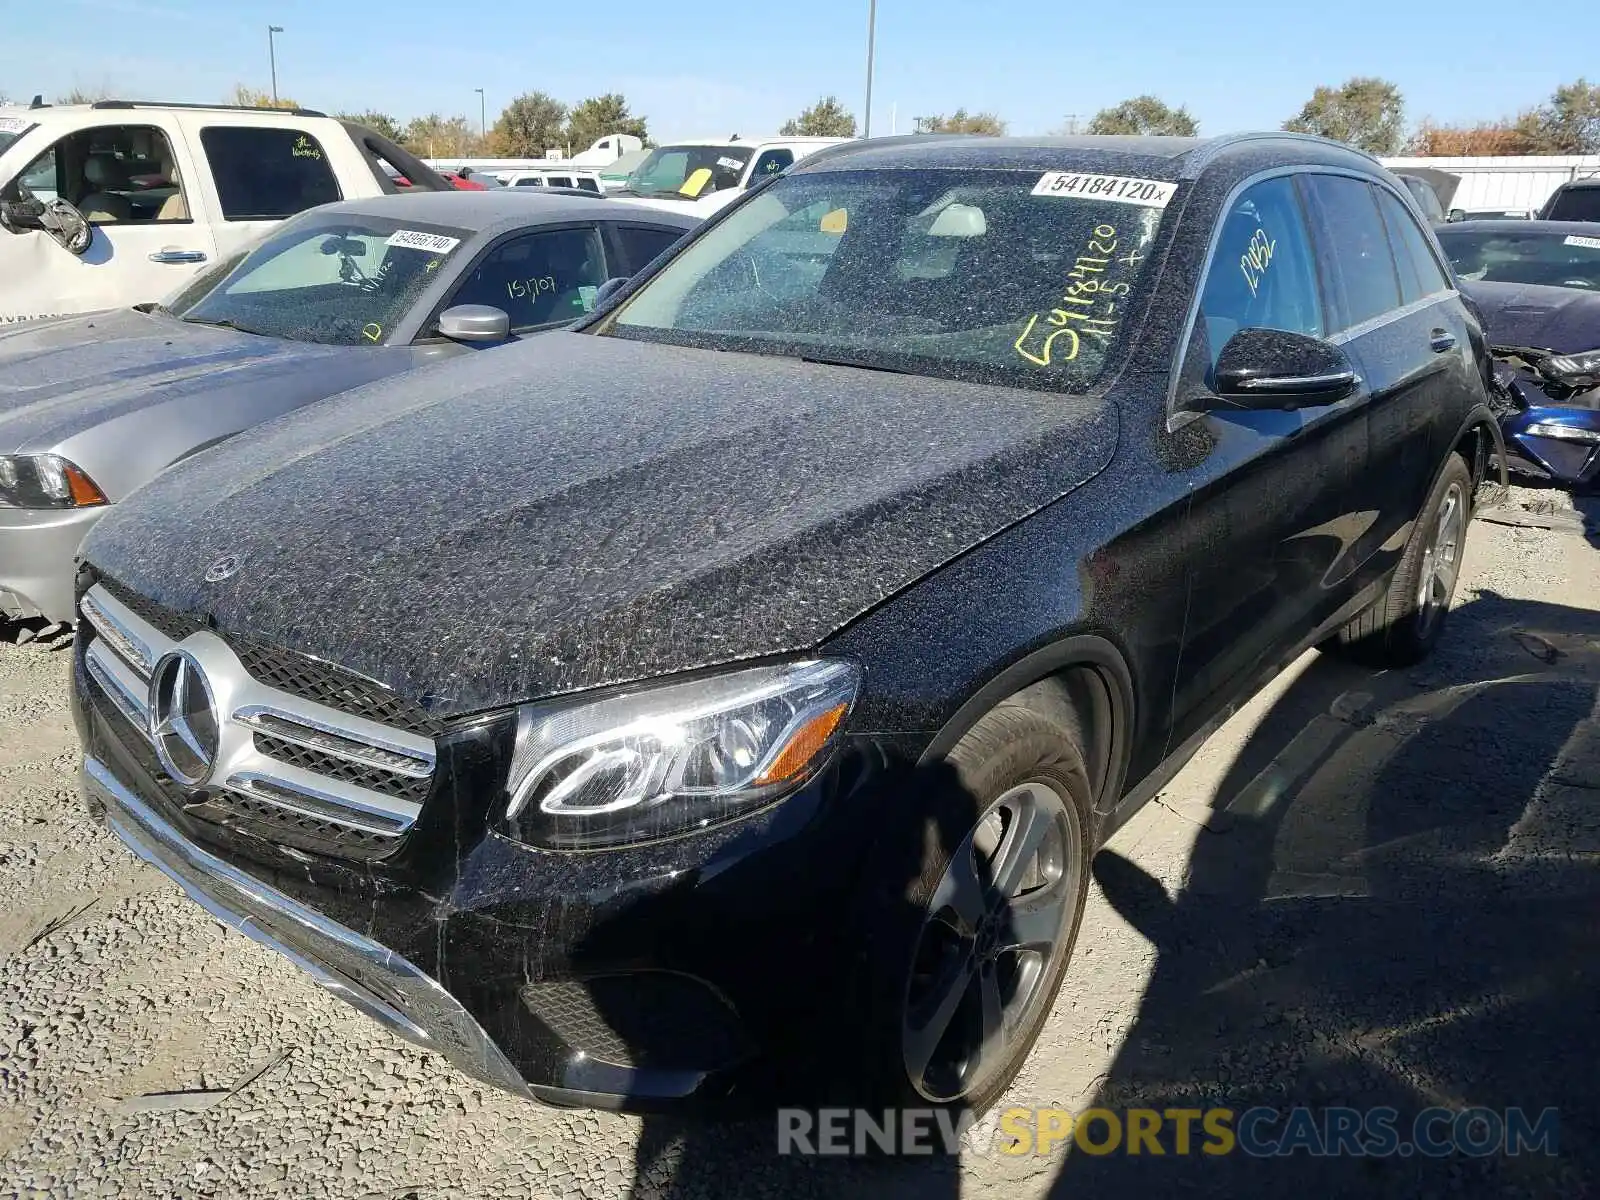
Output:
top-left (475, 88), bottom-right (486, 140)
top-left (863, 0), bottom-right (877, 139)
top-left (267, 26), bottom-right (283, 105)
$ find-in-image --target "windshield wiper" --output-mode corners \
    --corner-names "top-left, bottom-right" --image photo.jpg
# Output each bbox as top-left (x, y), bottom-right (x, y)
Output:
top-left (181, 316), bottom-right (264, 336)
top-left (799, 352), bottom-right (913, 375)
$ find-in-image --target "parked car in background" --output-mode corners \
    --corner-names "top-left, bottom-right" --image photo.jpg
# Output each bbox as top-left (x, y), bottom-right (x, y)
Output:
top-left (73, 133), bottom-right (1502, 1116)
top-left (1440, 219), bottom-right (1600, 488)
top-left (613, 135), bottom-right (850, 217)
top-left (1540, 178), bottom-right (1600, 222)
top-left (1391, 167), bottom-right (1458, 224)
top-left (598, 148), bottom-right (650, 192)
top-left (503, 169), bottom-right (604, 194)
top-left (0, 190), bottom-right (697, 625)
top-left (1448, 207), bottom-right (1535, 222)
top-left (0, 100), bottom-right (449, 323)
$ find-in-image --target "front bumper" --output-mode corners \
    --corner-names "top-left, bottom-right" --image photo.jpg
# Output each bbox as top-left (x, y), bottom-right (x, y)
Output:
top-left (0, 503), bottom-right (106, 623)
top-left (83, 755), bottom-right (539, 1100)
top-left (78, 672), bottom-right (887, 1111)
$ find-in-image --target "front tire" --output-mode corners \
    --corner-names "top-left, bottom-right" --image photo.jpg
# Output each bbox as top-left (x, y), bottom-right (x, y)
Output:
top-left (1338, 453), bottom-right (1473, 667)
top-left (847, 700), bottom-right (1094, 1116)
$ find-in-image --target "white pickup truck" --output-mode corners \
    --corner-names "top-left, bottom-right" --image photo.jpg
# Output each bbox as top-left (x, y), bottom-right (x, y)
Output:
top-left (611, 136), bottom-right (852, 218)
top-left (0, 100), bottom-right (449, 324)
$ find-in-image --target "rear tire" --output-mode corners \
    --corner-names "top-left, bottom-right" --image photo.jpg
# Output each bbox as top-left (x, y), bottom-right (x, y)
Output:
top-left (1337, 453), bottom-right (1472, 667)
top-left (845, 700), bottom-right (1094, 1118)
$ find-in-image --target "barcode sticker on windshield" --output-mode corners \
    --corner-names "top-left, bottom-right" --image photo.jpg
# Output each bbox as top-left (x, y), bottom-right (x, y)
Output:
top-left (717, 156), bottom-right (744, 171)
top-left (386, 229), bottom-right (461, 254)
top-left (1032, 172), bottom-right (1177, 208)
top-left (1564, 234), bottom-right (1600, 250)
top-left (0, 117), bottom-right (31, 134)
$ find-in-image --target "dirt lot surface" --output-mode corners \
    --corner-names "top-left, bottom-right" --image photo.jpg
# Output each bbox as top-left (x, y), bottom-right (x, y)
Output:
top-left (1, 487), bottom-right (1596, 1199)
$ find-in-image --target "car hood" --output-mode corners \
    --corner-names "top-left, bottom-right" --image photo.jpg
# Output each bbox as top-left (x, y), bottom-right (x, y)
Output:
top-left (83, 332), bottom-right (1119, 718)
top-left (0, 308), bottom-right (391, 452)
top-left (1459, 280), bottom-right (1600, 354)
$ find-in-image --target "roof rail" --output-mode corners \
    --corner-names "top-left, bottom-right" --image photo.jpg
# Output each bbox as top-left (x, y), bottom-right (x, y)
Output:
top-left (89, 100), bottom-right (329, 118)
top-left (1177, 130), bottom-right (1381, 179)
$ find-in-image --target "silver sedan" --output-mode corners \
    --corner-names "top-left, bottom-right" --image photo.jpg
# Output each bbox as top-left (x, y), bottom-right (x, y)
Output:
top-left (0, 190), bottom-right (698, 624)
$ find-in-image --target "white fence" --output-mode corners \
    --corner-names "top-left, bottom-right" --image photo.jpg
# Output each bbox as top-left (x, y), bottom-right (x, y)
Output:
top-left (1381, 155), bottom-right (1600, 212)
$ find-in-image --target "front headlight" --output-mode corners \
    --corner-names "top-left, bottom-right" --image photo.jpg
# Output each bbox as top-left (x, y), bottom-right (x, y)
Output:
top-left (504, 659), bottom-right (860, 850)
top-left (1524, 421), bottom-right (1600, 444)
top-left (0, 454), bottom-right (108, 509)
top-left (1546, 348), bottom-right (1600, 380)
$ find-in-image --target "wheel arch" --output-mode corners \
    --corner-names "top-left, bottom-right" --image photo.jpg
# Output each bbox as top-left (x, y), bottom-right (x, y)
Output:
top-left (917, 634), bottom-right (1135, 817)
top-left (1447, 403), bottom-right (1510, 504)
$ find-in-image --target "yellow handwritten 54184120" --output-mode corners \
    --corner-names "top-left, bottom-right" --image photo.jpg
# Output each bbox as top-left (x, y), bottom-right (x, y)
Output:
top-left (1015, 223), bottom-right (1133, 368)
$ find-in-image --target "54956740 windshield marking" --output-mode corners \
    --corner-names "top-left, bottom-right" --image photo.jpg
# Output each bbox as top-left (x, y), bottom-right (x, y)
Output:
top-left (1240, 227), bottom-right (1277, 297)
top-left (1564, 234), bottom-right (1600, 251)
top-left (386, 230), bottom-right (461, 255)
top-left (1015, 223), bottom-right (1132, 367)
top-left (1032, 173), bottom-right (1177, 208)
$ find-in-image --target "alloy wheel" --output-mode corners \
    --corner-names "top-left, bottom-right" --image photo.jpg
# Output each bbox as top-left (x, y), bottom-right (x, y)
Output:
top-left (902, 781), bottom-right (1082, 1103)
top-left (1416, 480), bottom-right (1466, 640)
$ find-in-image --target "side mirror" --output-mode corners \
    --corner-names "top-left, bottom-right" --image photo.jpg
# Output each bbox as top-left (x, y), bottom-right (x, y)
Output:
top-left (1211, 328), bottom-right (1357, 410)
top-left (437, 304), bottom-right (511, 343)
top-left (594, 277), bottom-right (630, 307)
top-left (33, 197), bottom-right (93, 256)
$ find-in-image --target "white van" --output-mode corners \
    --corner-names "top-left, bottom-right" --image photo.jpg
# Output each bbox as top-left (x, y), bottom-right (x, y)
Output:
top-left (0, 100), bottom-right (447, 323)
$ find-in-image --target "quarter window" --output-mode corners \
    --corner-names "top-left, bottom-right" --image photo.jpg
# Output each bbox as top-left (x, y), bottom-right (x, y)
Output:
top-left (1374, 187), bottom-right (1451, 304)
top-left (1305, 175), bottom-right (1402, 330)
top-left (447, 227), bottom-right (608, 329)
top-left (750, 149), bottom-right (794, 184)
top-left (199, 126), bottom-right (342, 221)
top-left (1193, 176), bottom-right (1324, 376)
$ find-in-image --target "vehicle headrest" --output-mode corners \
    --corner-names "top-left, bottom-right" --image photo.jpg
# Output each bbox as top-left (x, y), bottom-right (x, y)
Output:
top-left (84, 153), bottom-right (129, 188)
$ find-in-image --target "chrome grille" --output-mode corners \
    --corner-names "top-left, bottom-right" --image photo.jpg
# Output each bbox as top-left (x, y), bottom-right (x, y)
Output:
top-left (80, 584), bottom-right (437, 858)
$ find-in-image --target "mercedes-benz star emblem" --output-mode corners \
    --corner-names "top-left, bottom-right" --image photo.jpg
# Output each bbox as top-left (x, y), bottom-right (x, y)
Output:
top-left (148, 652), bottom-right (220, 788)
top-left (204, 554), bottom-right (243, 583)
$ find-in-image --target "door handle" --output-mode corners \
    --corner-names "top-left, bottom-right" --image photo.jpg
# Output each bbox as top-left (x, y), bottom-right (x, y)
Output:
top-left (148, 249), bottom-right (207, 265)
top-left (1429, 328), bottom-right (1457, 353)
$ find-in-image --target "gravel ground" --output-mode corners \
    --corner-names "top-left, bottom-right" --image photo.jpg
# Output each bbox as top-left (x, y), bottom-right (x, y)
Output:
top-left (1, 485), bottom-right (1596, 1199)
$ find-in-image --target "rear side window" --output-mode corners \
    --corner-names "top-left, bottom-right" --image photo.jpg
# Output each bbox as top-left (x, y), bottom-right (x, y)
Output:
top-left (1544, 186), bottom-right (1600, 222)
top-left (1373, 187), bottom-right (1452, 304)
top-left (199, 126), bottom-right (342, 220)
top-left (1193, 176), bottom-right (1324, 372)
top-left (1305, 175), bottom-right (1402, 330)
top-left (615, 224), bottom-right (685, 273)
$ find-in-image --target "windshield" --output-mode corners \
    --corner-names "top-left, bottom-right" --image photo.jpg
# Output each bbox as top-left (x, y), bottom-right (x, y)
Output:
top-left (0, 117), bottom-right (35, 161)
top-left (172, 213), bottom-right (469, 345)
top-left (621, 145), bottom-right (754, 200)
top-left (600, 167), bottom-right (1170, 393)
top-left (1438, 228), bottom-right (1600, 291)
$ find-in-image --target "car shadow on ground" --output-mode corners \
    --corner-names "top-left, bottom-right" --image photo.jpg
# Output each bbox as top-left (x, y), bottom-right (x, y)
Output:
top-left (577, 586), bottom-right (1599, 1198)
top-left (1044, 587), bottom-right (1599, 1196)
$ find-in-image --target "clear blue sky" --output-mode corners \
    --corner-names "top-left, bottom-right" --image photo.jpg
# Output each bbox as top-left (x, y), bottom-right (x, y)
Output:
top-left (3, 0), bottom-right (1595, 144)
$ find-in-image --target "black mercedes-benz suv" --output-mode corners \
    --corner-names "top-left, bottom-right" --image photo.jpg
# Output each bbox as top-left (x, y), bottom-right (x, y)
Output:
top-left (72, 133), bottom-right (1502, 1116)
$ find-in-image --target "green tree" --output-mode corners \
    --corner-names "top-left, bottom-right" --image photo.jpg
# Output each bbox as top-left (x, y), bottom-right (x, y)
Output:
top-left (491, 91), bottom-right (568, 157)
top-left (229, 84), bottom-right (299, 110)
top-left (565, 93), bottom-right (649, 153)
top-left (400, 114), bottom-right (481, 158)
top-left (1087, 95), bottom-right (1198, 137)
top-left (915, 109), bottom-right (1006, 136)
top-left (779, 95), bottom-right (858, 138)
top-left (1518, 79), bottom-right (1600, 154)
top-left (338, 110), bottom-right (404, 142)
top-left (1283, 77), bottom-right (1404, 154)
